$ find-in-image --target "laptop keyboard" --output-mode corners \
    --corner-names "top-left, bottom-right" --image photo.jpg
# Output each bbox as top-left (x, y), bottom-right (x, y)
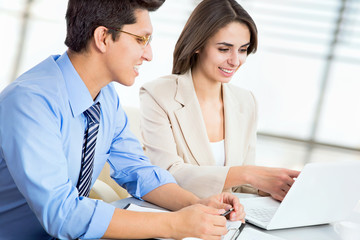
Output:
top-left (247, 207), bottom-right (278, 223)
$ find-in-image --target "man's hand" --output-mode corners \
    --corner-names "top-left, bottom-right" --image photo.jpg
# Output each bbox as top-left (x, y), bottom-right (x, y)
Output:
top-left (198, 192), bottom-right (245, 222)
top-left (105, 187), bottom-right (243, 239)
top-left (170, 204), bottom-right (227, 240)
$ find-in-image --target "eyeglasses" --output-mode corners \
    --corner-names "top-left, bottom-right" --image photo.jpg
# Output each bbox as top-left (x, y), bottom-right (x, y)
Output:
top-left (107, 27), bottom-right (152, 47)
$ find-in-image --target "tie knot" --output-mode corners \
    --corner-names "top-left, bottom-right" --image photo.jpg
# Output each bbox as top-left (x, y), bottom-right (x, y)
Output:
top-left (84, 102), bottom-right (101, 124)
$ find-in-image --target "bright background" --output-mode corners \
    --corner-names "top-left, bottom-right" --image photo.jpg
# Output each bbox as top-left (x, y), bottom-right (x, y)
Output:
top-left (1, 0), bottom-right (359, 170)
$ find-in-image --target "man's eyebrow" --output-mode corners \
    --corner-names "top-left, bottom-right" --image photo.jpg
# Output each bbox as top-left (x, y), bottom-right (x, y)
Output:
top-left (216, 42), bottom-right (251, 47)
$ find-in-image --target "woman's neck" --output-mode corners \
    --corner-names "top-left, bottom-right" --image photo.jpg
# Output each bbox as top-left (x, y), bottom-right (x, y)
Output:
top-left (191, 68), bottom-right (222, 103)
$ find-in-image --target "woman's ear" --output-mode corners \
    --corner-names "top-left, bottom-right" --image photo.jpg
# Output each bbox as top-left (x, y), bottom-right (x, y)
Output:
top-left (93, 26), bottom-right (110, 53)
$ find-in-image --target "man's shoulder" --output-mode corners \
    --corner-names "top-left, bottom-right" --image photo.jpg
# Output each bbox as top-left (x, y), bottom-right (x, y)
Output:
top-left (18, 55), bottom-right (62, 81)
top-left (0, 55), bottom-right (66, 108)
top-left (11, 55), bottom-right (64, 92)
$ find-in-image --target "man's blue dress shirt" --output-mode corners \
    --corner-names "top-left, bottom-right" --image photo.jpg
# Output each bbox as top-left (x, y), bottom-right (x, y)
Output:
top-left (0, 52), bottom-right (176, 239)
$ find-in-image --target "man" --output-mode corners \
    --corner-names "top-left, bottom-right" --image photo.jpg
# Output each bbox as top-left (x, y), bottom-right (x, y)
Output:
top-left (0, 0), bottom-right (245, 239)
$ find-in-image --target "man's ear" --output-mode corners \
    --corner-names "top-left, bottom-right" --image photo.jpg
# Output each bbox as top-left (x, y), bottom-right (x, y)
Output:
top-left (93, 26), bottom-right (110, 53)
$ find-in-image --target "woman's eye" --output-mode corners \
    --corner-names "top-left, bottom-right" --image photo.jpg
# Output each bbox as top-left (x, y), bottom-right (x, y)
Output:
top-left (239, 48), bottom-right (248, 53)
top-left (219, 48), bottom-right (229, 52)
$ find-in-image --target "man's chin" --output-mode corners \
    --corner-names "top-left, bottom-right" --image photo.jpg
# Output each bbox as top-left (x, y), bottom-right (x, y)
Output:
top-left (115, 78), bottom-right (135, 86)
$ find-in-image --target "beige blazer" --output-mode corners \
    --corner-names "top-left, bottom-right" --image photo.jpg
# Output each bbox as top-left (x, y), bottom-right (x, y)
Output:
top-left (140, 70), bottom-right (258, 198)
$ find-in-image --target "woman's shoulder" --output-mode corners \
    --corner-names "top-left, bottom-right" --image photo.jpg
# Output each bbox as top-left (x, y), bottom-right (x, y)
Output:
top-left (142, 74), bottom-right (179, 93)
top-left (225, 84), bottom-right (258, 115)
top-left (225, 83), bottom-right (256, 102)
top-left (141, 74), bottom-right (187, 102)
top-left (140, 74), bottom-right (185, 110)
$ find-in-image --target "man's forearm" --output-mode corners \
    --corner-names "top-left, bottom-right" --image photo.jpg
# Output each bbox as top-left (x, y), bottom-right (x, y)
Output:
top-left (103, 183), bottom-right (200, 239)
top-left (103, 208), bottom-right (176, 239)
top-left (103, 184), bottom-right (244, 239)
top-left (142, 183), bottom-right (200, 211)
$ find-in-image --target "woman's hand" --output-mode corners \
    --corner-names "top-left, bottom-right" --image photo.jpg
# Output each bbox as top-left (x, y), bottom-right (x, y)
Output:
top-left (244, 166), bottom-right (300, 201)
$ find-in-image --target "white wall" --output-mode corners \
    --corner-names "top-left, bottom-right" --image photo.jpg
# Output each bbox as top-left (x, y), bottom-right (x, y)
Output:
top-left (1, 0), bottom-right (359, 151)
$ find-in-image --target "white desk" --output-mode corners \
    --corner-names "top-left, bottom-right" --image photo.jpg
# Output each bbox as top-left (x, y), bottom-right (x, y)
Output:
top-left (111, 194), bottom-right (341, 240)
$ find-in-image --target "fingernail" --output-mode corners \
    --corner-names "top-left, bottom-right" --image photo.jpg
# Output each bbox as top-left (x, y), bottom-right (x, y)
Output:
top-left (225, 205), bottom-right (232, 211)
top-left (219, 209), bottom-right (226, 215)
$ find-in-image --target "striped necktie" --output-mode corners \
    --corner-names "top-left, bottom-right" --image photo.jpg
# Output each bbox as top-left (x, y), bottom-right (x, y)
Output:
top-left (76, 102), bottom-right (101, 197)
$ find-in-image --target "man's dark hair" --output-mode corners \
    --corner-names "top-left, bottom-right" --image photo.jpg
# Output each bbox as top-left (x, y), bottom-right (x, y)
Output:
top-left (65, 0), bottom-right (165, 52)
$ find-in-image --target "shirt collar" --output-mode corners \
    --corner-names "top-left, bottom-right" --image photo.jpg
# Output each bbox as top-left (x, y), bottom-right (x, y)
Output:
top-left (56, 52), bottom-right (104, 117)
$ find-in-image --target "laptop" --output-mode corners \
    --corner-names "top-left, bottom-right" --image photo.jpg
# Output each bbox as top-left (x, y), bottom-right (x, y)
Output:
top-left (240, 161), bottom-right (360, 230)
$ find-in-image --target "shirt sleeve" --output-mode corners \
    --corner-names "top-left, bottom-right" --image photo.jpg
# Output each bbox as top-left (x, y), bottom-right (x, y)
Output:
top-left (0, 86), bottom-right (115, 239)
top-left (107, 99), bottom-right (176, 200)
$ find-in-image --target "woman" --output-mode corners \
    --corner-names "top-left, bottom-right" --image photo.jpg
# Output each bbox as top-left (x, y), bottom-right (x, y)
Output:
top-left (140, 0), bottom-right (299, 200)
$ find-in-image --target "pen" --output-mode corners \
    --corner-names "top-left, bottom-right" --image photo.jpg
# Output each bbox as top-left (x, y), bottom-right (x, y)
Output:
top-left (230, 222), bottom-right (246, 240)
top-left (221, 208), bottom-right (234, 217)
top-left (123, 203), bottom-right (131, 210)
top-left (238, 222), bottom-right (245, 234)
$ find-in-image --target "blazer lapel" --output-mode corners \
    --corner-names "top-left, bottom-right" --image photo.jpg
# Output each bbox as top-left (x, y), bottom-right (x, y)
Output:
top-left (223, 84), bottom-right (246, 166)
top-left (174, 70), bottom-right (215, 166)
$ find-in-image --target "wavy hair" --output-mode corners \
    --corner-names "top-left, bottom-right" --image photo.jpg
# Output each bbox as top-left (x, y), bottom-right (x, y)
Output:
top-left (173, 0), bottom-right (258, 74)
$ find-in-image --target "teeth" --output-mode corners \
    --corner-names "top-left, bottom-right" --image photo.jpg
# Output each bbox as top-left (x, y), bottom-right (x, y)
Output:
top-left (219, 67), bottom-right (233, 74)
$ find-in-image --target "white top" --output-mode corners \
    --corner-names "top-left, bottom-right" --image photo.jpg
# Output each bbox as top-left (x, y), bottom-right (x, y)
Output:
top-left (209, 140), bottom-right (225, 166)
